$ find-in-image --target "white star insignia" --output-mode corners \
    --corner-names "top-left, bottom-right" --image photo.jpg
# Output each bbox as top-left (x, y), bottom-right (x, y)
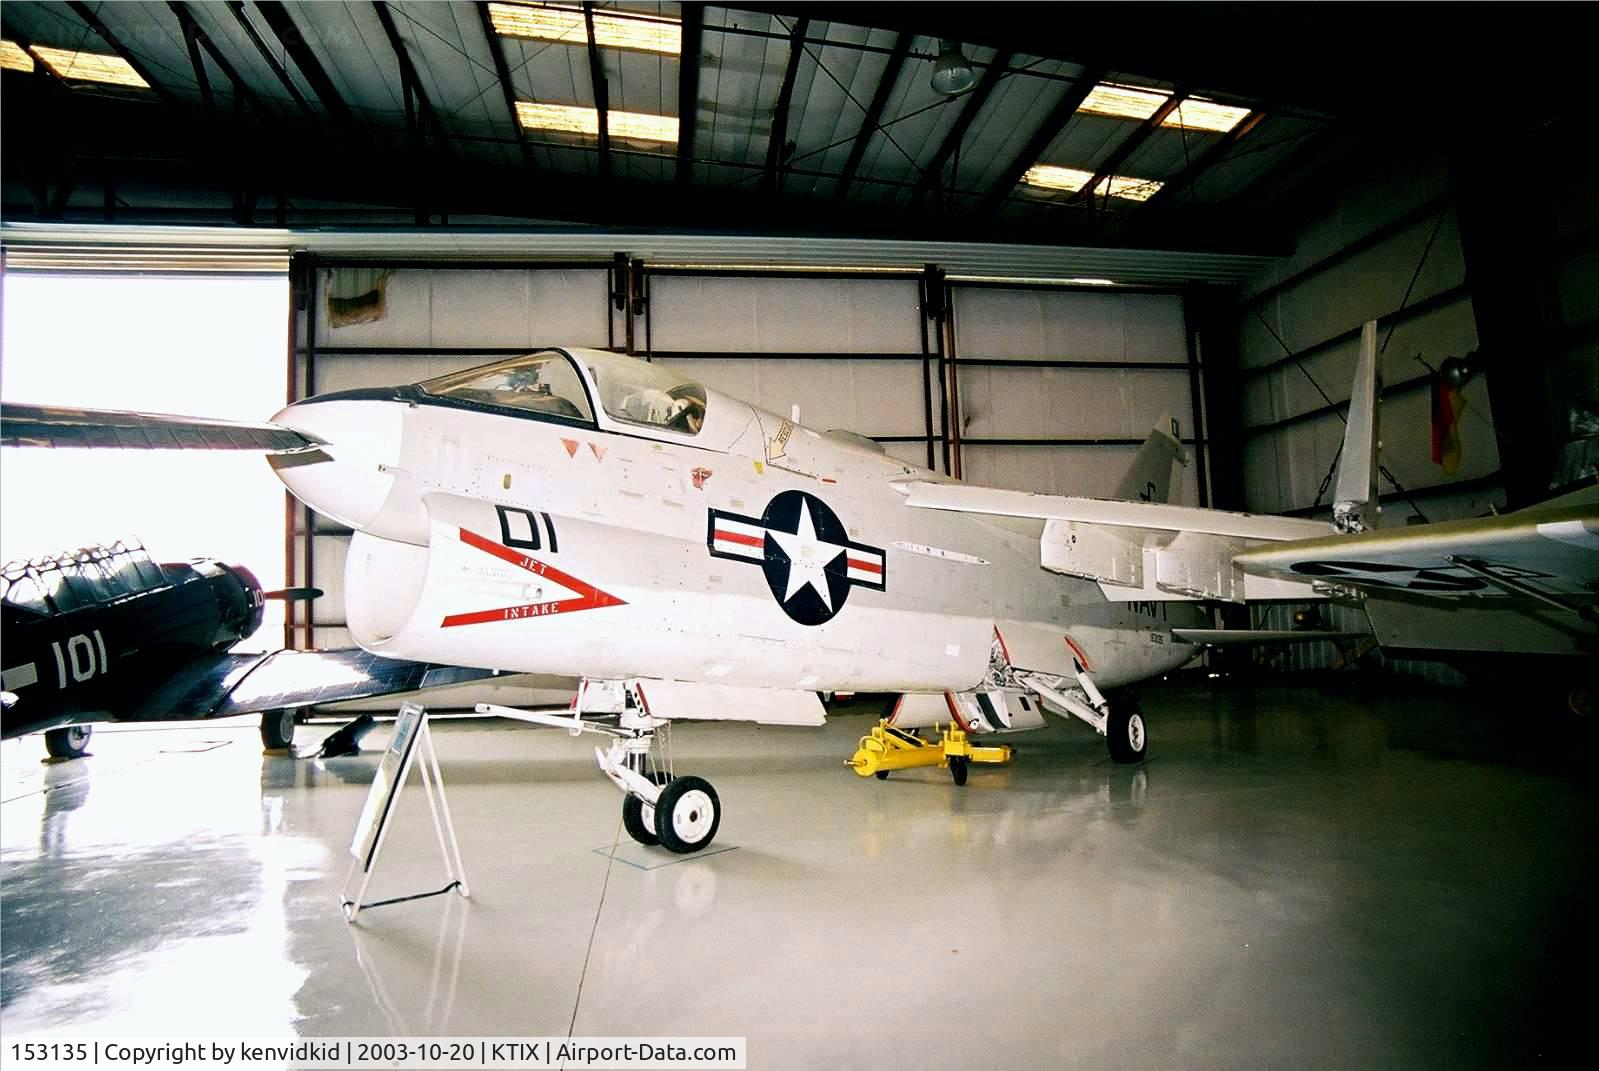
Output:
top-left (766, 499), bottom-right (845, 610)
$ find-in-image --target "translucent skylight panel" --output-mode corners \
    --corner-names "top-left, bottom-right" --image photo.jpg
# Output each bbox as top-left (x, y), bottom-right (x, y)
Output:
top-left (489, 2), bottom-right (681, 55)
top-left (1, 40), bottom-right (34, 73)
top-left (1164, 98), bottom-right (1253, 134)
top-left (1099, 174), bottom-right (1164, 201)
top-left (1022, 164), bottom-right (1095, 193)
top-left (1022, 164), bottom-right (1163, 202)
top-left (29, 45), bottom-right (147, 88)
top-left (1079, 82), bottom-right (1170, 121)
top-left (515, 101), bottom-right (678, 143)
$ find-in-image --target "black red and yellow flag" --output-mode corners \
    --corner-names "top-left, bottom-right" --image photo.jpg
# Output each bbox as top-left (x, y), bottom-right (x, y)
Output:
top-left (1431, 380), bottom-right (1466, 475)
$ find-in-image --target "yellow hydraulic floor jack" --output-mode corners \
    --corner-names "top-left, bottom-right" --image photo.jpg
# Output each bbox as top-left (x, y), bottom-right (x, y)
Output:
top-left (846, 721), bottom-right (1014, 785)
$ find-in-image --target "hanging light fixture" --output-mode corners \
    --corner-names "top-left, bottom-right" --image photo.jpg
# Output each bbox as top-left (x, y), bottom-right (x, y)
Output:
top-left (930, 40), bottom-right (977, 96)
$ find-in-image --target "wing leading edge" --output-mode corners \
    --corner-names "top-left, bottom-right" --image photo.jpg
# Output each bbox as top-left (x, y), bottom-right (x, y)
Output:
top-left (900, 481), bottom-right (1334, 603)
top-left (0, 403), bottom-right (323, 453)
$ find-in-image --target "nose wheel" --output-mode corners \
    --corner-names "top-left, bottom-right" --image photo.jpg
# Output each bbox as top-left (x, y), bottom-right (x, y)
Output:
top-left (653, 776), bottom-right (721, 854)
top-left (621, 770), bottom-right (673, 847)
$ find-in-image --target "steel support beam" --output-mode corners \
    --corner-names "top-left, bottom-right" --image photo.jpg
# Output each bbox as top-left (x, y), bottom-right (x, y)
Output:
top-left (1140, 109), bottom-right (1265, 211)
top-left (172, 2), bottom-right (214, 109)
top-left (762, 16), bottom-right (810, 195)
top-left (1069, 89), bottom-right (1187, 208)
top-left (225, 1), bottom-right (315, 118)
top-left (475, 2), bottom-right (535, 169)
top-left (171, 3), bottom-right (259, 110)
top-left (582, 3), bottom-right (611, 180)
top-left (675, 4), bottom-right (703, 184)
top-left (373, 2), bottom-right (449, 151)
top-left (913, 51), bottom-right (1014, 208)
top-left (1451, 153), bottom-right (1559, 507)
top-left (254, 1), bottom-right (351, 122)
top-left (977, 68), bottom-right (1103, 216)
top-left (834, 31), bottom-right (909, 201)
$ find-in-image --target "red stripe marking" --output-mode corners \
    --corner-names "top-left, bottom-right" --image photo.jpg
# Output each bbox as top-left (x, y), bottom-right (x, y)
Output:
top-left (1064, 634), bottom-right (1093, 672)
top-left (944, 690), bottom-right (971, 732)
top-left (444, 528), bottom-right (626, 627)
top-left (994, 626), bottom-right (1013, 666)
top-left (846, 557), bottom-right (882, 573)
top-left (714, 530), bottom-right (765, 548)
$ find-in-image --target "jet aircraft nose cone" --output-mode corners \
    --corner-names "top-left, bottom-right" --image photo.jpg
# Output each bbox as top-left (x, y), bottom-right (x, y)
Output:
top-left (269, 397), bottom-right (404, 530)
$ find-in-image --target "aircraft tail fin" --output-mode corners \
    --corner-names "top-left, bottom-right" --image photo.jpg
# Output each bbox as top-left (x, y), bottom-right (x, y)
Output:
top-left (1114, 418), bottom-right (1188, 504)
top-left (1332, 320), bottom-right (1382, 532)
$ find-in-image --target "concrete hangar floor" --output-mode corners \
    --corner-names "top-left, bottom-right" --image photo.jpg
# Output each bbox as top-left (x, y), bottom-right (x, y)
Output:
top-left (1, 683), bottom-right (1593, 1067)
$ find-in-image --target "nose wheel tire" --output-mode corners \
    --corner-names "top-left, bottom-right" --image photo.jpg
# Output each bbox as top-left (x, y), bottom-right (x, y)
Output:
top-left (621, 771), bottom-right (674, 847)
top-left (44, 725), bottom-right (92, 759)
top-left (653, 775), bottom-right (721, 854)
top-left (260, 710), bottom-right (297, 751)
top-left (1106, 702), bottom-right (1148, 764)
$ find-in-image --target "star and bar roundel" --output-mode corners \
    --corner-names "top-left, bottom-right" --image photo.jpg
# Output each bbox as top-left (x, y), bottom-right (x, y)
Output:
top-left (708, 490), bottom-right (886, 626)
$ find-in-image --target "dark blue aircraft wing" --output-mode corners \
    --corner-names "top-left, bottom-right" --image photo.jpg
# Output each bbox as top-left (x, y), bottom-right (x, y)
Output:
top-left (129, 649), bottom-right (501, 721)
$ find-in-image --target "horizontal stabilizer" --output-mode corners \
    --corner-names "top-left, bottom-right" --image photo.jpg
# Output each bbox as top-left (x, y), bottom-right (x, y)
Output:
top-left (1, 403), bottom-right (323, 453)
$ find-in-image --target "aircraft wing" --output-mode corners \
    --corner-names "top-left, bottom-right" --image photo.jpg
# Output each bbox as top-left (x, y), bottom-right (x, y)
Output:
top-left (900, 480), bottom-right (1333, 603)
top-left (1171, 629), bottom-right (1369, 646)
top-left (902, 482), bottom-right (1331, 541)
top-left (1233, 504), bottom-right (1599, 606)
top-left (129, 649), bottom-right (501, 721)
top-left (0, 402), bottom-right (322, 453)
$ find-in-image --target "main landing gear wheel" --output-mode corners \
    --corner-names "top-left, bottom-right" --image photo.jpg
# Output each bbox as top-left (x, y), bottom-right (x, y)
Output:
top-left (260, 710), bottom-right (296, 751)
top-left (1106, 701), bottom-right (1148, 764)
top-left (45, 725), bottom-right (92, 759)
top-left (653, 775), bottom-right (721, 854)
top-left (622, 771), bottom-right (674, 847)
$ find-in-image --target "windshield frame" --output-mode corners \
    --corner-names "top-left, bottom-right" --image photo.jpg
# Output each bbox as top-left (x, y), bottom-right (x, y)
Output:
top-left (416, 350), bottom-right (599, 431)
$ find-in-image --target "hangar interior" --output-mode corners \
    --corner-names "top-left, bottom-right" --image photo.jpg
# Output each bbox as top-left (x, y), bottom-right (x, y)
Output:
top-left (1, 2), bottom-right (1595, 1066)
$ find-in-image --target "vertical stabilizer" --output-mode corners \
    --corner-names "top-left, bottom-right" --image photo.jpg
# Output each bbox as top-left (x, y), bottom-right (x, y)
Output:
top-left (1332, 320), bottom-right (1382, 532)
top-left (1114, 417), bottom-right (1189, 504)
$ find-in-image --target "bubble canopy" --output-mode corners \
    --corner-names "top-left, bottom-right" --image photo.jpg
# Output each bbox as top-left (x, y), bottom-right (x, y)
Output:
top-left (420, 349), bottom-right (707, 437)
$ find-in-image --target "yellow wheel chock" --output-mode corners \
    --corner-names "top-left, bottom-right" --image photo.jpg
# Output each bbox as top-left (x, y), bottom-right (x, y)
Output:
top-left (845, 720), bottom-right (1013, 785)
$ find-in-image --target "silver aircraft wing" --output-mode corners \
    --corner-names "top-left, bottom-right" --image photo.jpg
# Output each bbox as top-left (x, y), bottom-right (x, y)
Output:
top-left (0, 402), bottom-right (323, 453)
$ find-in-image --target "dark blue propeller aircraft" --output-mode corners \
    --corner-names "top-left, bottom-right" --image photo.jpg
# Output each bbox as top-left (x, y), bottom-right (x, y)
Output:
top-left (1, 540), bottom-right (494, 758)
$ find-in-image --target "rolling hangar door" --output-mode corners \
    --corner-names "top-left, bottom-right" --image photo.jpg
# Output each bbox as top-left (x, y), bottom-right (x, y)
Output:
top-left (945, 282), bottom-right (1205, 505)
top-left (287, 258), bottom-right (1209, 673)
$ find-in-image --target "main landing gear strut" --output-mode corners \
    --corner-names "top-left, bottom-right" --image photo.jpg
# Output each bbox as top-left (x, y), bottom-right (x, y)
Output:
top-left (478, 685), bottom-right (721, 854)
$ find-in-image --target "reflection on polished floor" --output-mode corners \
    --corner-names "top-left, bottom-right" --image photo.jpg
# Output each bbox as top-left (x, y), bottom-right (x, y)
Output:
top-left (2, 684), bottom-right (1594, 1067)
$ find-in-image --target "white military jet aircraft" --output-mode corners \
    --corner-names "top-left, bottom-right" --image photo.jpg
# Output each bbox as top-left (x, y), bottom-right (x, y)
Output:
top-left (4, 341), bottom-right (1356, 853)
top-left (8, 323), bottom-right (1592, 849)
